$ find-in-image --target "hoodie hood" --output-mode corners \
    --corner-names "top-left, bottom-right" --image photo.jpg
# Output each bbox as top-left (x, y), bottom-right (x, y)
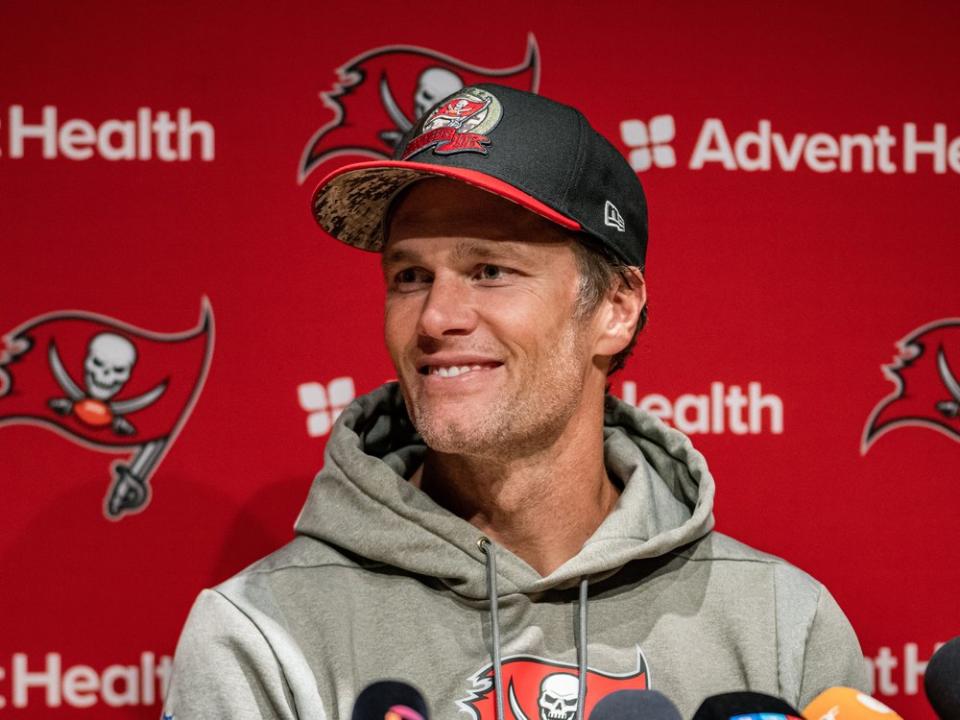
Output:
top-left (294, 382), bottom-right (715, 600)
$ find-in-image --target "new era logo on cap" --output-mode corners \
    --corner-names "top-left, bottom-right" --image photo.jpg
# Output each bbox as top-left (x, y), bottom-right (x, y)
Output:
top-left (604, 200), bottom-right (625, 232)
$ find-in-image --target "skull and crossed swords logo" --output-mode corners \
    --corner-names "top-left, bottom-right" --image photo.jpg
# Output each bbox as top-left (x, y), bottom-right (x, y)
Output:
top-left (457, 648), bottom-right (648, 720)
top-left (48, 333), bottom-right (167, 435)
top-left (47, 332), bottom-right (168, 516)
top-left (0, 302), bottom-right (213, 519)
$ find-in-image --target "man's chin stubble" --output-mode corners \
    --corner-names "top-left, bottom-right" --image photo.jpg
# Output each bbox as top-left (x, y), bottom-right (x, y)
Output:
top-left (410, 396), bottom-right (580, 460)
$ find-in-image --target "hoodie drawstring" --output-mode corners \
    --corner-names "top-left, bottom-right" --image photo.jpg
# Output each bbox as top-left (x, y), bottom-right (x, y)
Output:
top-left (479, 538), bottom-right (505, 720)
top-left (479, 538), bottom-right (590, 720)
top-left (576, 576), bottom-right (589, 720)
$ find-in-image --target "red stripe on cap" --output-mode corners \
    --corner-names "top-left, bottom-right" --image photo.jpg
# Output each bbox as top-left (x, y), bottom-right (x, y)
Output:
top-left (314, 160), bottom-right (582, 233)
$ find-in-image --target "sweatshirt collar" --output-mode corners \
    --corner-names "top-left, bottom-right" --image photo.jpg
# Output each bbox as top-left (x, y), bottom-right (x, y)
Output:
top-left (294, 382), bottom-right (714, 600)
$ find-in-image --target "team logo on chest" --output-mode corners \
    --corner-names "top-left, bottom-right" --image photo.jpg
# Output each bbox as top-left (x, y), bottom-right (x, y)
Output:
top-left (457, 648), bottom-right (649, 720)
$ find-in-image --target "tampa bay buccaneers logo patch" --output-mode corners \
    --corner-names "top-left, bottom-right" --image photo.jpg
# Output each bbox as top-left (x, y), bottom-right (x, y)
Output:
top-left (298, 35), bottom-right (539, 182)
top-left (862, 318), bottom-right (960, 452)
top-left (457, 648), bottom-right (648, 720)
top-left (0, 300), bottom-right (214, 518)
top-left (401, 86), bottom-right (503, 160)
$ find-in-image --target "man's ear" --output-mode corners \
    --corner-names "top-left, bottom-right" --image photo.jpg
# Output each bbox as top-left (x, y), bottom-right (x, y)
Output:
top-left (594, 268), bottom-right (646, 357)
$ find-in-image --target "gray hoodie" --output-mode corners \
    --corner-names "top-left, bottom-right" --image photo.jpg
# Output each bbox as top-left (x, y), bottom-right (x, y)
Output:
top-left (163, 383), bottom-right (868, 720)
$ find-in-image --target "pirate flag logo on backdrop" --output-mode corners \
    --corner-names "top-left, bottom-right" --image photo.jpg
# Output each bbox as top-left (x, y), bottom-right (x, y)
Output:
top-left (0, 299), bottom-right (214, 518)
top-left (457, 648), bottom-right (648, 720)
top-left (297, 34), bottom-right (540, 183)
top-left (862, 318), bottom-right (960, 453)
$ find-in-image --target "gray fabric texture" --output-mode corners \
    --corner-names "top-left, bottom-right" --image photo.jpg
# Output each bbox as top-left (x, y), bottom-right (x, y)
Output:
top-left (163, 382), bottom-right (868, 720)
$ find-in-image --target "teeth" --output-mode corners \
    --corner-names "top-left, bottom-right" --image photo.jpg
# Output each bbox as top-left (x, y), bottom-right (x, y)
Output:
top-left (430, 364), bottom-right (487, 377)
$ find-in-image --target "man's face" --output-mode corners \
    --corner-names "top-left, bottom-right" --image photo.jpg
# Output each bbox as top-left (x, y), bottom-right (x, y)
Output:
top-left (382, 178), bottom-right (602, 457)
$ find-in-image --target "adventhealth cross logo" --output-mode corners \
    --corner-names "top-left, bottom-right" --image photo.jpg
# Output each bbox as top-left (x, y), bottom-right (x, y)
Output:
top-left (620, 116), bottom-right (677, 171)
top-left (619, 115), bottom-right (960, 175)
top-left (297, 377), bottom-right (356, 437)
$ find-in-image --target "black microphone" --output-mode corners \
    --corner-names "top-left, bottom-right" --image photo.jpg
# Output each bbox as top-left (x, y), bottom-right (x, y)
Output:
top-left (589, 689), bottom-right (681, 720)
top-left (925, 637), bottom-right (960, 720)
top-left (691, 691), bottom-right (803, 720)
top-left (351, 680), bottom-right (430, 720)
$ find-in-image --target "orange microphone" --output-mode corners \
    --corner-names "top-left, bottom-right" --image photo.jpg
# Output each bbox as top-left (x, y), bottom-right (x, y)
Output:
top-left (803, 687), bottom-right (902, 720)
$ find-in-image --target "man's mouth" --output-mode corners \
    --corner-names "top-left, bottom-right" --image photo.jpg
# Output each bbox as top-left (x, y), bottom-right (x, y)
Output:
top-left (418, 361), bottom-right (503, 378)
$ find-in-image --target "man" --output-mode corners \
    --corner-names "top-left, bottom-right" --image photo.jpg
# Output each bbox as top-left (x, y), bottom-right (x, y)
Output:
top-left (164, 85), bottom-right (868, 719)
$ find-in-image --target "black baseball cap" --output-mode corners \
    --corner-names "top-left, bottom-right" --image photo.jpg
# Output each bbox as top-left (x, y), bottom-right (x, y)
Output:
top-left (311, 83), bottom-right (648, 268)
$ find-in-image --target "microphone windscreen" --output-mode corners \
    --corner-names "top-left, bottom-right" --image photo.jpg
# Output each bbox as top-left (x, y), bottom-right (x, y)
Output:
top-left (589, 689), bottom-right (681, 720)
top-left (691, 691), bottom-right (802, 720)
top-left (803, 687), bottom-right (902, 719)
top-left (351, 680), bottom-right (429, 720)
top-left (925, 637), bottom-right (960, 720)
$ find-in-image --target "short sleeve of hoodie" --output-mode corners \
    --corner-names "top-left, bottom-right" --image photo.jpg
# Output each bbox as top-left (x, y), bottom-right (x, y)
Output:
top-left (162, 589), bottom-right (298, 720)
top-left (797, 585), bottom-right (871, 707)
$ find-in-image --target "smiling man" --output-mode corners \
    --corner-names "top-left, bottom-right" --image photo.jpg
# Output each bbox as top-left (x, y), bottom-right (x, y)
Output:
top-left (380, 177), bottom-right (634, 575)
top-left (164, 85), bottom-right (868, 720)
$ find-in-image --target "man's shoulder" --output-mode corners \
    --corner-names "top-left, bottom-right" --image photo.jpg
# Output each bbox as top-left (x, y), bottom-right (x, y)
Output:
top-left (669, 530), bottom-right (868, 703)
top-left (233, 534), bottom-right (363, 575)
top-left (673, 530), bottom-right (825, 602)
top-left (210, 534), bottom-right (375, 606)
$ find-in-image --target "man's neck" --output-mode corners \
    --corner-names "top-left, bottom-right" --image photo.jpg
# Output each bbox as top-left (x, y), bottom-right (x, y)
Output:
top-left (411, 401), bottom-right (620, 577)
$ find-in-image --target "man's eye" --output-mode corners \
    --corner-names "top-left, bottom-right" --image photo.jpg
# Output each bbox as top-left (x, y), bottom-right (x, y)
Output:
top-left (393, 268), bottom-right (431, 288)
top-left (476, 264), bottom-right (505, 281)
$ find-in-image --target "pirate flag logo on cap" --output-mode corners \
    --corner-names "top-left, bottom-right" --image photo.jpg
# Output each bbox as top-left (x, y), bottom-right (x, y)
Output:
top-left (0, 299), bottom-right (214, 518)
top-left (402, 86), bottom-right (504, 160)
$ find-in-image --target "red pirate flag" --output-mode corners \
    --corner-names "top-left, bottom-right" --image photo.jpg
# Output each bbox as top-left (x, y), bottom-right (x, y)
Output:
top-left (862, 319), bottom-right (960, 452)
top-left (0, 300), bottom-right (214, 518)
top-left (298, 34), bottom-right (540, 182)
top-left (458, 650), bottom-right (648, 720)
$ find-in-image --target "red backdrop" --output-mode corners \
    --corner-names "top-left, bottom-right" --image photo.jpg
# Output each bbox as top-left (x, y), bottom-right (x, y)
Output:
top-left (1, 2), bottom-right (958, 718)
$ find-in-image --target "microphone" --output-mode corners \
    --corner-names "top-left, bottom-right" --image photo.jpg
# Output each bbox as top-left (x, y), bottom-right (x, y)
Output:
top-left (351, 680), bottom-right (430, 720)
top-left (589, 689), bottom-right (682, 720)
top-left (691, 691), bottom-right (803, 720)
top-left (803, 687), bottom-right (902, 719)
top-left (925, 637), bottom-right (960, 720)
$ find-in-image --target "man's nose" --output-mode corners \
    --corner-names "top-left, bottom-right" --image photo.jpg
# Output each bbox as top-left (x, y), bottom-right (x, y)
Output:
top-left (417, 275), bottom-right (477, 338)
